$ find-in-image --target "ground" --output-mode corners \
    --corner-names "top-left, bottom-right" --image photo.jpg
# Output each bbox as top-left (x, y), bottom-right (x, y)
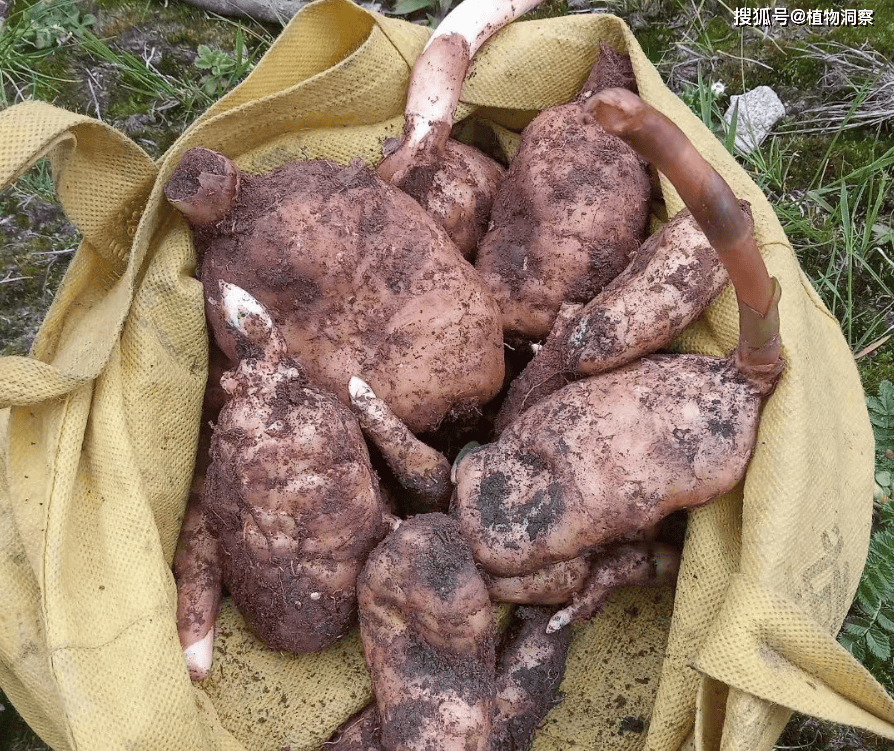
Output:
top-left (0, 0), bottom-right (893, 749)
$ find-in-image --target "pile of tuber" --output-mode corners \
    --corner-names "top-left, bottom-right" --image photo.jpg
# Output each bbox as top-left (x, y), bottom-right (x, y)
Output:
top-left (494, 203), bottom-right (733, 431)
top-left (167, 2), bottom-right (787, 746)
top-left (342, 89), bottom-right (783, 750)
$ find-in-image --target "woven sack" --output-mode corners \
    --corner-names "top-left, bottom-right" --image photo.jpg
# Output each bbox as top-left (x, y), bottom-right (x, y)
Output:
top-left (2, 2), bottom-right (894, 749)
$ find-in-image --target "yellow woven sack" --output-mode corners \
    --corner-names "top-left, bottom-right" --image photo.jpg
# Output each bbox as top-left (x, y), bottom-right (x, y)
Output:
top-left (2, 3), bottom-right (894, 750)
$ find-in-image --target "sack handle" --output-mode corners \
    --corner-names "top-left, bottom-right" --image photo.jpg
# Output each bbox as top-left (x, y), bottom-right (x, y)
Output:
top-left (693, 574), bottom-right (894, 741)
top-left (0, 101), bottom-right (157, 407)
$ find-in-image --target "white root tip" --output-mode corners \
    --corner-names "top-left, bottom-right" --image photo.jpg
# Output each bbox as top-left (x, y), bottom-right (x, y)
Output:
top-left (349, 375), bottom-right (375, 402)
top-left (184, 628), bottom-right (215, 681)
top-left (546, 610), bottom-right (572, 634)
top-left (219, 281), bottom-right (274, 335)
top-left (530, 342), bottom-right (543, 355)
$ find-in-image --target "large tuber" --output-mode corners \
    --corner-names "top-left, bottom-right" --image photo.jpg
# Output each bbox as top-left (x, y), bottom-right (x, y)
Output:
top-left (165, 151), bottom-right (504, 435)
top-left (200, 283), bottom-right (391, 653)
top-left (474, 43), bottom-right (653, 340)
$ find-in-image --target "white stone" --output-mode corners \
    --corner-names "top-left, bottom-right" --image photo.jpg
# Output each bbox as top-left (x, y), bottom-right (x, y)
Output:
top-left (724, 86), bottom-right (786, 154)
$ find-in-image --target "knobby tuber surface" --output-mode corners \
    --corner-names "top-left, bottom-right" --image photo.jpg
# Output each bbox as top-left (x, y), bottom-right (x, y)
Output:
top-left (454, 353), bottom-right (781, 578)
top-left (358, 514), bottom-right (496, 751)
top-left (201, 286), bottom-right (390, 652)
top-left (475, 43), bottom-right (652, 340)
top-left (165, 149), bottom-right (504, 435)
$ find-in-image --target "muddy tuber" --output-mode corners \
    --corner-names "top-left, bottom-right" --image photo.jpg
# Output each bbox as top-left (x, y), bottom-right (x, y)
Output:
top-left (164, 151), bottom-right (504, 436)
top-left (194, 282), bottom-right (392, 654)
top-left (474, 43), bottom-right (653, 340)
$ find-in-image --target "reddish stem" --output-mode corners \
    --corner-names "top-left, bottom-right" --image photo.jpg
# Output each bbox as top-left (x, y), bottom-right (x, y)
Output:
top-left (581, 88), bottom-right (781, 367)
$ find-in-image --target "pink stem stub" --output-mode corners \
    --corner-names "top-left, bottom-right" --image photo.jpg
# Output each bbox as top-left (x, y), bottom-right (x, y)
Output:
top-left (165, 147), bottom-right (240, 226)
top-left (581, 88), bottom-right (782, 369)
top-left (380, 0), bottom-right (546, 175)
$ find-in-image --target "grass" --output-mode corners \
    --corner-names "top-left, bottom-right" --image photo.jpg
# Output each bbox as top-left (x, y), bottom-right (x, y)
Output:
top-left (1, 1), bottom-right (893, 750)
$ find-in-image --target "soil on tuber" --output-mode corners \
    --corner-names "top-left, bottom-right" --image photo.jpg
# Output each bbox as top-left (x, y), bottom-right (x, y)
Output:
top-left (474, 43), bottom-right (653, 340)
top-left (493, 204), bottom-right (734, 431)
top-left (198, 283), bottom-right (392, 653)
top-left (165, 151), bottom-right (505, 435)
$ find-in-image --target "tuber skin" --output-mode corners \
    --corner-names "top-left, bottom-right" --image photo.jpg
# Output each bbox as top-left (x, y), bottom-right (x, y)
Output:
top-left (337, 602), bottom-right (575, 751)
top-left (542, 542), bottom-right (681, 633)
top-left (474, 43), bottom-right (653, 340)
top-left (173, 483), bottom-right (222, 681)
top-left (327, 703), bottom-right (386, 751)
top-left (377, 0), bottom-right (543, 256)
top-left (202, 283), bottom-right (391, 653)
top-left (495, 204), bottom-right (733, 432)
top-left (165, 150), bottom-right (504, 435)
top-left (580, 87), bottom-right (780, 350)
top-left (482, 541), bottom-right (679, 623)
top-left (357, 514), bottom-right (496, 751)
top-left (380, 136), bottom-right (506, 260)
top-left (454, 89), bottom-right (784, 579)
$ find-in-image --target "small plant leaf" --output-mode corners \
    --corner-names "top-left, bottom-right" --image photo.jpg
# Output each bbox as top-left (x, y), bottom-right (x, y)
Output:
top-left (846, 616), bottom-right (873, 635)
top-left (857, 578), bottom-right (882, 613)
top-left (839, 631), bottom-right (857, 653)
top-left (866, 626), bottom-right (891, 661)
top-left (392, 0), bottom-right (432, 14)
top-left (877, 606), bottom-right (894, 633)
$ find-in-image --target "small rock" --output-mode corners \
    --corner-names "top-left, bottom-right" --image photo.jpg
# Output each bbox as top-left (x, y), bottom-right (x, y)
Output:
top-left (724, 86), bottom-right (786, 154)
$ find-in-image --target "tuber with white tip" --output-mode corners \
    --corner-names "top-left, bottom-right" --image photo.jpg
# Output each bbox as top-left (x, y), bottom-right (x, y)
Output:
top-left (199, 282), bottom-right (391, 652)
top-left (164, 148), bottom-right (505, 435)
top-left (349, 376), bottom-right (453, 512)
top-left (377, 0), bottom-right (544, 256)
top-left (173, 484), bottom-right (222, 681)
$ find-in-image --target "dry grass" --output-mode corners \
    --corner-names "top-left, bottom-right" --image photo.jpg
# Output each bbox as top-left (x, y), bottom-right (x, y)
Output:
top-left (784, 43), bottom-right (894, 134)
